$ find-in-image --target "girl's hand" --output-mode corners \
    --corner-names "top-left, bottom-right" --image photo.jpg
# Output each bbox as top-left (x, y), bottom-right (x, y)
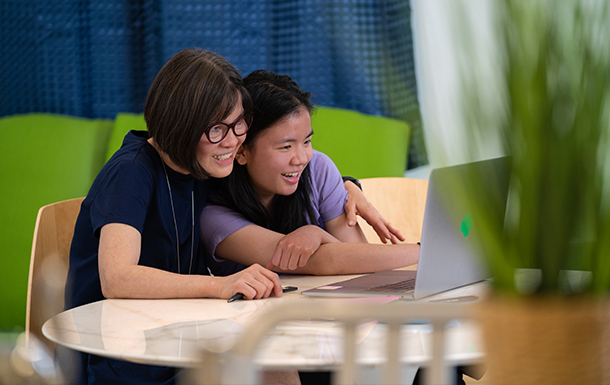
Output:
top-left (343, 180), bottom-right (405, 244)
top-left (220, 264), bottom-right (282, 300)
top-left (267, 225), bottom-right (337, 271)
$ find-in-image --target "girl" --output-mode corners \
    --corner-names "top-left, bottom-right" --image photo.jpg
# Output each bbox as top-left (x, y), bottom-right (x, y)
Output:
top-left (201, 70), bottom-right (419, 276)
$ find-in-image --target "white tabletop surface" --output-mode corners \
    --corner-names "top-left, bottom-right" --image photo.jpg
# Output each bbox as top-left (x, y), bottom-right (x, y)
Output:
top-left (43, 274), bottom-right (488, 369)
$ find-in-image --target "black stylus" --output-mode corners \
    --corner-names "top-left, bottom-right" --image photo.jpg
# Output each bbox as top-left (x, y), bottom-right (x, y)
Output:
top-left (227, 286), bottom-right (298, 303)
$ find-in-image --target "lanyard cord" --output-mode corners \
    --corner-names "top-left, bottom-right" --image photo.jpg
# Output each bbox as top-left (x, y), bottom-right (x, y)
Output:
top-left (161, 161), bottom-right (194, 275)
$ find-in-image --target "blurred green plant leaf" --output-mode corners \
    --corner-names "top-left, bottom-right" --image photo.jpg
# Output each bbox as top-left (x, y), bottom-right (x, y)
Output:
top-left (454, 0), bottom-right (610, 295)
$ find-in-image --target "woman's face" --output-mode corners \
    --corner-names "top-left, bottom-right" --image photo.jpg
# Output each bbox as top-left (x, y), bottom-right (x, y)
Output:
top-left (196, 94), bottom-right (247, 178)
top-left (237, 107), bottom-right (313, 207)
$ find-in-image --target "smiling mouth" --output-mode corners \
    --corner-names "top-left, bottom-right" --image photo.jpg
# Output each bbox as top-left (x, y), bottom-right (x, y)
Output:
top-left (282, 172), bottom-right (299, 178)
top-left (213, 153), bottom-right (232, 161)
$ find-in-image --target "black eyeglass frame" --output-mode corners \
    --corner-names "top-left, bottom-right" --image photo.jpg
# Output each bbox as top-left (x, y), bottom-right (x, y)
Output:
top-left (204, 112), bottom-right (254, 144)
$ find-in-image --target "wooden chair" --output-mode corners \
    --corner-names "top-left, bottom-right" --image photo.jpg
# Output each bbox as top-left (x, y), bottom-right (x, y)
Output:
top-left (190, 300), bottom-right (475, 385)
top-left (356, 177), bottom-right (428, 244)
top-left (25, 197), bottom-right (84, 352)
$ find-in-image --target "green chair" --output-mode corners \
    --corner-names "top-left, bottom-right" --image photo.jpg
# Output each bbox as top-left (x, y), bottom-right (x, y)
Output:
top-left (0, 113), bottom-right (113, 331)
top-left (311, 106), bottom-right (410, 179)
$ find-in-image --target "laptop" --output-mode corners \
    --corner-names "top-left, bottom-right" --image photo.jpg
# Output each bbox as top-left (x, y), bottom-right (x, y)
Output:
top-left (302, 156), bottom-right (511, 300)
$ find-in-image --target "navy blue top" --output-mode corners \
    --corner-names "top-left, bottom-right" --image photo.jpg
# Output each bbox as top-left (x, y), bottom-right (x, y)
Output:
top-left (64, 130), bottom-right (209, 384)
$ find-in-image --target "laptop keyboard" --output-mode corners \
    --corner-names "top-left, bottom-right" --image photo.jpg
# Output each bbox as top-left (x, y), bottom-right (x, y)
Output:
top-left (361, 277), bottom-right (416, 293)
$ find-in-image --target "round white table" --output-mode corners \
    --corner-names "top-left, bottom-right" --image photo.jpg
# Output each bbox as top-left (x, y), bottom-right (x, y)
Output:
top-left (43, 274), bottom-right (486, 371)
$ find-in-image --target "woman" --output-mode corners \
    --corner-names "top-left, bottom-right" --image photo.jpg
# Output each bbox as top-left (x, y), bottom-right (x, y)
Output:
top-left (64, 48), bottom-right (288, 385)
top-left (201, 70), bottom-right (419, 276)
top-left (65, 49), bottom-right (398, 385)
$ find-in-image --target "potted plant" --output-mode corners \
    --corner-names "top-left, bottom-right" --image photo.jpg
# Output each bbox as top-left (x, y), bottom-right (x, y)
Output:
top-left (450, 1), bottom-right (610, 383)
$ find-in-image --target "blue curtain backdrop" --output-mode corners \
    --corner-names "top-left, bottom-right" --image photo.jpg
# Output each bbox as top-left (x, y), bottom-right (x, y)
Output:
top-left (0, 0), bottom-right (427, 168)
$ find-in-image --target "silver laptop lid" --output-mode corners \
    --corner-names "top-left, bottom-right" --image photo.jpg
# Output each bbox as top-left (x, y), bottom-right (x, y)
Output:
top-left (414, 156), bottom-right (510, 298)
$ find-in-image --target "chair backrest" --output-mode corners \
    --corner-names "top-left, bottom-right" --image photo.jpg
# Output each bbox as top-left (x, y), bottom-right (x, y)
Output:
top-left (25, 197), bottom-right (84, 352)
top-left (105, 112), bottom-right (146, 161)
top-left (356, 177), bottom-right (428, 244)
top-left (0, 113), bottom-right (112, 331)
top-left (311, 106), bottom-right (411, 179)
top-left (190, 301), bottom-right (474, 385)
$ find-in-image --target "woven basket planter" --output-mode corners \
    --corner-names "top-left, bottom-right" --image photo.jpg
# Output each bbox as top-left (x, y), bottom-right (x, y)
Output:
top-left (476, 295), bottom-right (610, 385)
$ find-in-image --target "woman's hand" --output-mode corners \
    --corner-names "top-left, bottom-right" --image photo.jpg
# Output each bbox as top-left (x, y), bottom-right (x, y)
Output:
top-left (343, 180), bottom-right (405, 244)
top-left (220, 264), bottom-right (283, 300)
top-left (267, 225), bottom-right (338, 271)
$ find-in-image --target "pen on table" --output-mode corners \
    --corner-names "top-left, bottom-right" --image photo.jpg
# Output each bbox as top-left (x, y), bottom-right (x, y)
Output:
top-left (228, 286), bottom-right (298, 303)
top-left (227, 293), bottom-right (244, 303)
top-left (428, 295), bottom-right (479, 304)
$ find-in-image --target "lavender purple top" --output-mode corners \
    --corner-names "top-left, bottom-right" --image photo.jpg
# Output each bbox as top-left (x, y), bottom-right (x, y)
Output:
top-left (199, 150), bottom-right (347, 276)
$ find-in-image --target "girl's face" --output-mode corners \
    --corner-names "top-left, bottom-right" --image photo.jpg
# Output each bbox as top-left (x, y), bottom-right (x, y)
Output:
top-left (196, 94), bottom-right (247, 178)
top-left (237, 107), bottom-right (313, 207)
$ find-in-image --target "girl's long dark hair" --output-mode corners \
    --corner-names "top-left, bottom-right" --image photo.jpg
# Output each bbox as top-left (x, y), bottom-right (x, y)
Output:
top-left (208, 70), bottom-right (317, 234)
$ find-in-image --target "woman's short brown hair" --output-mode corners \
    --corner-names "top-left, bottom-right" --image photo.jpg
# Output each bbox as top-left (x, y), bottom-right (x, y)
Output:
top-left (144, 48), bottom-right (252, 179)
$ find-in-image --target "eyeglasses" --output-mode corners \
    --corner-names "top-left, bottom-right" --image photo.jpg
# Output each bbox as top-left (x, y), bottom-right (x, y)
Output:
top-left (205, 112), bottom-right (253, 144)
